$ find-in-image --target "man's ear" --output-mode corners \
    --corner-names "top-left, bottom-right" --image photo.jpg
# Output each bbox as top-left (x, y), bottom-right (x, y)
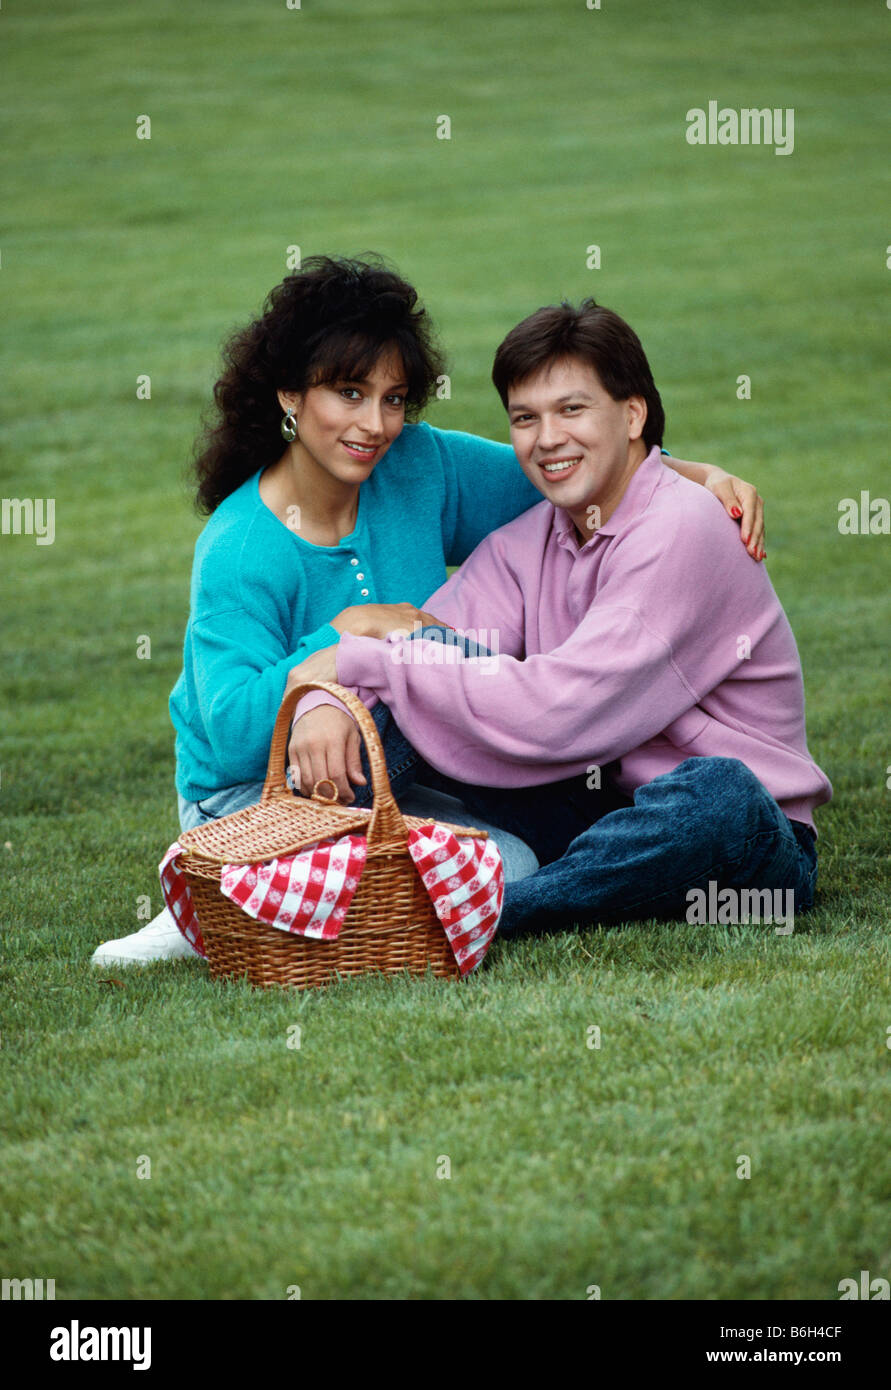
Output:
top-left (627, 395), bottom-right (647, 441)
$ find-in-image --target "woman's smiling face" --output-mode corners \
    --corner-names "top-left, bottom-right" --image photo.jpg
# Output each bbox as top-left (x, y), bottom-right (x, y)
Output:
top-left (277, 347), bottom-right (409, 485)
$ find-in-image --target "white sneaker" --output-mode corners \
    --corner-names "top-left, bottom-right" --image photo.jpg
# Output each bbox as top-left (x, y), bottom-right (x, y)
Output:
top-left (91, 908), bottom-right (201, 967)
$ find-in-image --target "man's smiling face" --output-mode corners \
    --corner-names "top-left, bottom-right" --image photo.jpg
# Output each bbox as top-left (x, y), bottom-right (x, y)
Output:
top-left (507, 355), bottom-right (649, 538)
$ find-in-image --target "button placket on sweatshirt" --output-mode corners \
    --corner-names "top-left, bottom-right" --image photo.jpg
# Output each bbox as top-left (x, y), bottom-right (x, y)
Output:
top-left (347, 552), bottom-right (371, 598)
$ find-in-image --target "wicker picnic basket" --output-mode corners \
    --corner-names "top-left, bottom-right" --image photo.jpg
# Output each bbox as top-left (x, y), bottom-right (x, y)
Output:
top-left (177, 680), bottom-right (484, 989)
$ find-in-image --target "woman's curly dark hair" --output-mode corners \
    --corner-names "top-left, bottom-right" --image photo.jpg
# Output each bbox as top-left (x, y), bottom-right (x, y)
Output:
top-left (193, 254), bottom-right (446, 513)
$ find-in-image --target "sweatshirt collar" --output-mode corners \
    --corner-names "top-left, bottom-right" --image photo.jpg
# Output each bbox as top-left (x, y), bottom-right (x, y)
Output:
top-left (552, 445), bottom-right (666, 552)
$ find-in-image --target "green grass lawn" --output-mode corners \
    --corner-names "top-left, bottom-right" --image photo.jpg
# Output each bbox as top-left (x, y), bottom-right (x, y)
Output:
top-left (1, 0), bottom-right (889, 1300)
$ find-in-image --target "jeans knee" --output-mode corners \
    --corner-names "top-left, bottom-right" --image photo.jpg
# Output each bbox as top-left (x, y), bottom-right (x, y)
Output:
top-left (673, 756), bottom-right (759, 794)
top-left (669, 758), bottom-right (765, 814)
top-left (495, 832), bottom-right (540, 884)
top-left (641, 757), bottom-right (779, 861)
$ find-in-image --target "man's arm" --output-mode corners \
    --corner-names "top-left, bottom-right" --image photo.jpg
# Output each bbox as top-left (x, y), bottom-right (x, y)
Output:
top-left (333, 601), bottom-right (698, 789)
top-left (330, 492), bottom-right (759, 789)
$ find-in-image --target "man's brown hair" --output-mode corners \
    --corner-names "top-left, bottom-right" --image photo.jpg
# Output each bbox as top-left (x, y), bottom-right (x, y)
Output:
top-left (492, 299), bottom-right (665, 449)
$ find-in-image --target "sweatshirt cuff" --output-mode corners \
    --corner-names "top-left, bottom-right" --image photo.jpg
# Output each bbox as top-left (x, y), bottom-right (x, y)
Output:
top-left (293, 690), bottom-right (352, 723)
top-left (335, 630), bottom-right (392, 694)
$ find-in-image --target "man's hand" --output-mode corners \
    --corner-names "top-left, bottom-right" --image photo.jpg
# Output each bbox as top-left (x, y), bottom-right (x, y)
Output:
top-left (287, 704), bottom-right (366, 804)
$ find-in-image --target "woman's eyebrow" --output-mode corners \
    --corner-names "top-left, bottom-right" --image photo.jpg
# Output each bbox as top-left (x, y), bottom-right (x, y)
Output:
top-left (339, 375), bottom-right (409, 388)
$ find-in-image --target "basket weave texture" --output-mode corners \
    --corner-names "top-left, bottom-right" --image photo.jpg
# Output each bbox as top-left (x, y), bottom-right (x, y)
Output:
top-left (177, 681), bottom-right (486, 989)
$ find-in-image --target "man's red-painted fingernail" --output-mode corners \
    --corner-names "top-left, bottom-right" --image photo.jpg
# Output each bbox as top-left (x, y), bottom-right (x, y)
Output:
top-left (731, 507), bottom-right (742, 518)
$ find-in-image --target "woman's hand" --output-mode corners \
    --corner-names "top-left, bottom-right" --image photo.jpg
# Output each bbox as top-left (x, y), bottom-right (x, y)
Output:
top-left (667, 457), bottom-right (766, 561)
top-left (702, 467), bottom-right (765, 561)
top-left (286, 644), bottom-right (340, 691)
top-left (287, 704), bottom-right (365, 804)
top-left (332, 602), bottom-right (451, 639)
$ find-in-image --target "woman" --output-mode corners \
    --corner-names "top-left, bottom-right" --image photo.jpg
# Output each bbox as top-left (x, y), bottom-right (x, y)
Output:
top-left (92, 255), bottom-right (765, 965)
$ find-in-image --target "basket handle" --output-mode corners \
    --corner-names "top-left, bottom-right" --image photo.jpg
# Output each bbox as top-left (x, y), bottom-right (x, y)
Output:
top-left (262, 679), bottom-right (408, 850)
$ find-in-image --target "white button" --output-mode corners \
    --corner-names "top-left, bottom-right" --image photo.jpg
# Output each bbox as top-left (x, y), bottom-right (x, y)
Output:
top-left (355, 572), bottom-right (365, 581)
top-left (360, 588), bottom-right (369, 597)
top-left (350, 558), bottom-right (358, 566)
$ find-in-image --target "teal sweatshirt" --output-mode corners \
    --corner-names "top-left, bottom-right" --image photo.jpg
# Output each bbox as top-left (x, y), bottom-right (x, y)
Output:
top-left (170, 422), bottom-right (541, 801)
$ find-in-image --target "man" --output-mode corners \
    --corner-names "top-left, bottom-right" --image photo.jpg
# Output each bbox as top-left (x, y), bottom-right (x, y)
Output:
top-left (289, 298), bottom-right (833, 935)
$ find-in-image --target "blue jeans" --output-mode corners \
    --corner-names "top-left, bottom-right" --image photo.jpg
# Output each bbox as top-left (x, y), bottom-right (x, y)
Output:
top-left (423, 757), bottom-right (817, 937)
top-left (178, 782), bottom-right (267, 834)
top-left (349, 630), bottom-right (819, 939)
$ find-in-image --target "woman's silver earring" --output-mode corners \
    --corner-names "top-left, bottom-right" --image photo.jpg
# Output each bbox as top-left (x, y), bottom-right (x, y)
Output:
top-left (281, 407), bottom-right (298, 443)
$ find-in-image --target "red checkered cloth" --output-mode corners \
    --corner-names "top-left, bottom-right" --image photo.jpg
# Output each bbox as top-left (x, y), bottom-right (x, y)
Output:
top-left (160, 841), bottom-right (205, 956)
top-left (408, 823), bottom-right (503, 975)
top-left (159, 823), bottom-right (503, 977)
top-left (220, 835), bottom-right (367, 941)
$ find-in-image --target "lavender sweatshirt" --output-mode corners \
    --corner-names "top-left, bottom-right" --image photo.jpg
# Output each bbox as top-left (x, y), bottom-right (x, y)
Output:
top-left (333, 446), bottom-right (832, 831)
